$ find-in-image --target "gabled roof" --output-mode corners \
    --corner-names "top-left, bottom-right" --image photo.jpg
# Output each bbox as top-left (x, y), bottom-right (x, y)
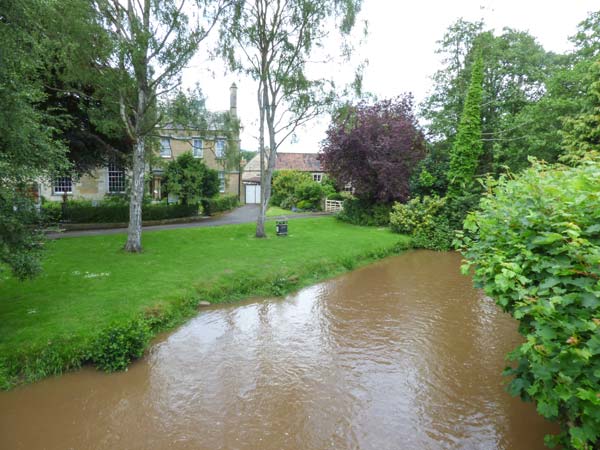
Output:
top-left (243, 152), bottom-right (323, 174)
top-left (275, 153), bottom-right (323, 172)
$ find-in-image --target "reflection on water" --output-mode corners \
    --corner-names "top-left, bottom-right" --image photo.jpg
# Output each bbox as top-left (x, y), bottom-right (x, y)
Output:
top-left (0, 251), bottom-right (557, 450)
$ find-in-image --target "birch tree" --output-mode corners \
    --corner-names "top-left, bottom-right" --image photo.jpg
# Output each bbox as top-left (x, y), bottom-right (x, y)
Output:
top-left (94, 0), bottom-right (227, 252)
top-left (221, 0), bottom-right (362, 237)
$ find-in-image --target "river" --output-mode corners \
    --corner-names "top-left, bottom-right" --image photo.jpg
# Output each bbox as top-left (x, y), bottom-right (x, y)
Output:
top-left (0, 251), bottom-right (557, 449)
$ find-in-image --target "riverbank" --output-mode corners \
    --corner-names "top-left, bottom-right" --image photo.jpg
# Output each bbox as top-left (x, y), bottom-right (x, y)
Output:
top-left (0, 217), bottom-right (410, 389)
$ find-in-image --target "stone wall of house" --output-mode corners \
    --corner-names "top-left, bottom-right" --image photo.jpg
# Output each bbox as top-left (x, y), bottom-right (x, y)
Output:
top-left (40, 167), bottom-right (110, 202)
top-left (42, 84), bottom-right (242, 203)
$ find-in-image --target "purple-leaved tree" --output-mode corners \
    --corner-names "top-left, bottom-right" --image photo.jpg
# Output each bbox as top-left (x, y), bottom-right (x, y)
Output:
top-left (320, 96), bottom-right (427, 203)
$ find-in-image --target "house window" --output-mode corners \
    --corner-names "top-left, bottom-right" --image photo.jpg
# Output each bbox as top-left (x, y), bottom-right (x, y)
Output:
top-left (343, 182), bottom-right (353, 193)
top-left (160, 137), bottom-right (172, 158)
top-left (218, 171), bottom-right (225, 193)
top-left (312, 173), bottom-right (322, 182)
top-left (215, 139), bottom-right (226, 158)
top-left (108, 160), bottom-right (126, 193)
top-left (53, 176), bottom-right (73, 195)
top-left (192, 138), bottom-right (203, 158)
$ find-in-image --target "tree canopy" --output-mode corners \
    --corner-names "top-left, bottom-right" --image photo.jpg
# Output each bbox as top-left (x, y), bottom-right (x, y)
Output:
top-left (220, 0), bottom-right (363, 237)
top-left (94, 0), bottom-right (227, 252)
top-left (0, 0), bottom-right (72, 278)
top-left (163, 152), bottom-right (220, 204)
top-left (320, 96), bottom-right (426, 203)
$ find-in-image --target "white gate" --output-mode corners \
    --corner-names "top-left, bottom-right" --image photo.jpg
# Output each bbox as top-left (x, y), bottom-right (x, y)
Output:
top-left (325, 199), bottom-right (344, 213)
top-left (245, 184), bottom-right (261, 204)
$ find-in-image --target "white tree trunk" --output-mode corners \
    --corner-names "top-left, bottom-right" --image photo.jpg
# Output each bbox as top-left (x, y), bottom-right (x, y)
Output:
top-left (256, 81), bottom-right (267, 238)
top-left (124, 138), bottom-right (145, 252)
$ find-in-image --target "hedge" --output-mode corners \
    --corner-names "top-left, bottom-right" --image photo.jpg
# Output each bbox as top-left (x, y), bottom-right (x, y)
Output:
top-left (336, 197), bottom-right (392, 226)
top-left (42, 201), bottom-right (199, 223)
top-left (459, 160), bottom-right (600, 449)
top-left (200, 194), bottom-right (239, 216)
top-left (389, 195), bottom-right (452, 251)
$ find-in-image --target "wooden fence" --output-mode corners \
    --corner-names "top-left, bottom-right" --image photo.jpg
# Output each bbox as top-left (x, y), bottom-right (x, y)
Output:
top-left (324, 199), bottom-right (344, 213)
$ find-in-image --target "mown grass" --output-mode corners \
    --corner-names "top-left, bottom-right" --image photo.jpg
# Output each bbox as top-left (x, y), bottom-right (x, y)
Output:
top-left (265, 206), bottom-right (301, 217)
top-left (0, 217), bottom-right (410, 388)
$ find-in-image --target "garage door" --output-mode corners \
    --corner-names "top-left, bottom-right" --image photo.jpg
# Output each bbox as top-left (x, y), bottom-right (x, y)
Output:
top-left (245, 184), bottom-right (261, 204)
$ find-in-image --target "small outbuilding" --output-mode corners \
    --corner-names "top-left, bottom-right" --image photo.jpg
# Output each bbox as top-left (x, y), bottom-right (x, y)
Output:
top-left (241, 152), bottom-right (325, 204)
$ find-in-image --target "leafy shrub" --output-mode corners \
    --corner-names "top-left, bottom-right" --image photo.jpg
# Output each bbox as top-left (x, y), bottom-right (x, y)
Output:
top-left (320, 175), bottom-right (338, 197)
top-left (326, 192), bottom-right (345, 201)
top-left (459, 160), bottom-right (600, 449)
top-left (445, 190), bottom-right (482, 231)
top-left (280, 196), bottom-right (295, 210)
top-left (40, 201), bottom-right (62, 224)
top-left (41, 201), bottom-right (199, 223)
top-left (390, 195), bottom-right (452, 250)
top-left (294, 181), bottom-right (324, 210)
top-left (201, 194), bottom-right (239, 216)
top-left (337, 198), bottom-right (392, 226)
top-left (1, 190), bottom-right (45, 279)
top-left (163, 152), bottom-right (220, 204)
top-left (409, 144), bottom-right (450, 198)
top-left (91, 320), bottom-right (150, 372)
top-left (271, 170), bottom-right (312, 206)
top-left (296, 200), bottom-right (313, 210)
top-left (271, 170), bottom-right (331, 210)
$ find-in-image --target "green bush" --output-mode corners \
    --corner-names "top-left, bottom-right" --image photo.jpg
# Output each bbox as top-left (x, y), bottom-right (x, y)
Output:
top-left (280, 196), bottom-right (295, 210)
top-left (459, 160), bottom-right (600, 449)
top-left (91, 320), bottom-right (150, 372)
top-left (389, 195), bottom-right (452, 250)
top-left (296, 199), bottom-right (312, 210)
top-left (337, 198), bottom-right (392, 226)
top-left (41, 201), bottom-right (199, 223)
top-left (40, 201), bottom-right (62, 223)
top-left (320, 175), bottom-right (338, 198)
top-left (326, 192), bottom-right (344, 201)
top-left (271, 170), bottom-right (312, 206)
top-left (294, 180), bottom-right (324, 210)
top-left (163, 152), bottom-right (220, 204)
top-left (201, 194), bottom-right (239, 216)
top-left (271, 170), bottom-right (331, 209)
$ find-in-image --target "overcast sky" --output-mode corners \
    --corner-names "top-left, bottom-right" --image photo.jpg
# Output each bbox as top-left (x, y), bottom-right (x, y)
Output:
top-left (181, 0), bottom-right (598, 153)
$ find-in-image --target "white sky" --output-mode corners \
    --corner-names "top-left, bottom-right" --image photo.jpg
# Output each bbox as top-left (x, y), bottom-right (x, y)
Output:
top-left (182, 0), bottom-right (599, 153)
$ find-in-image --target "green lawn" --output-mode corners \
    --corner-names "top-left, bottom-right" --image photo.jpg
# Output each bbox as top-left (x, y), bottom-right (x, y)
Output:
top-left (0, 217), bottom-right (409, 386)
top-left (266, 206), bottom-right (301, 217)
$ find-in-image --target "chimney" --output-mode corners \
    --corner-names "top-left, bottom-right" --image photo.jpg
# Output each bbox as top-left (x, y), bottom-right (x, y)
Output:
top-left (229, 82), bottom-right (238, 118)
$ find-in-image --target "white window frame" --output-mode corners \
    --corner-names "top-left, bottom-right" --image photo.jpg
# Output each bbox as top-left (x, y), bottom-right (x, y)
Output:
top-left (215, 139), bottom-right (226, 159)
top-left (192, 138), bottom-right (203, 158)
top-left (107, 160), bottom-right (126, 193)
top-left (218, 171), bottom-right (226, 193)
top-left (160, 137), bottom-right (172, 158)
top-left (312, 173), bottom-right (322, 182)
top-left (53, 176), bottom-right (73, 195)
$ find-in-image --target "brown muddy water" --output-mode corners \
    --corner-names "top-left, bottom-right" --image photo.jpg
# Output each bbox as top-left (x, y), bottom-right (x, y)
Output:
top-left (0, 251), bottom-right (557, 450)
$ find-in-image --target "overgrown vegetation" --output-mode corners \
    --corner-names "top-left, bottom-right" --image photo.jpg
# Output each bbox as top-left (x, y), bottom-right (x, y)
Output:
top-left (459, 161), bottom-right (600, 449)
top-left (270, 170), bottom-right (335, 211)
top-left (0, 217), bottom-right (410, 388)
top-left (337, 198), bottom-right (392, 226)
top-left (389, 196), bottom-right (451, 251)
top-left (163, 152), bottom-right (220, 205)
top-left (91, 320), bottom-right (150, 372)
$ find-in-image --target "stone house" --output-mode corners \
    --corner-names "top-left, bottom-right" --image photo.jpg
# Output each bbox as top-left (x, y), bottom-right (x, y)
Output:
top-left (242, 152), bottom-right (325, 204)
top-left (40, 84), bottom-right (243, 203)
